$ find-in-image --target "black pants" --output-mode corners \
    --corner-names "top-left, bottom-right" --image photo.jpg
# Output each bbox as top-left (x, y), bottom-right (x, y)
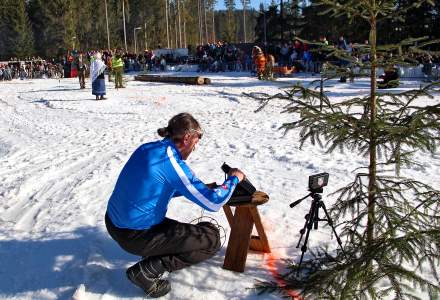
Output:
top-left (105, 214), bottom-right (221, 272)
top-left (78, 70), bottom-right (85, 88)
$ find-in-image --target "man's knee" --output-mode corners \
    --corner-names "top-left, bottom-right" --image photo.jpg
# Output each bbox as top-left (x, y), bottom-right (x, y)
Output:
top-left (197, 222), bottom-right (221, 253)
top-left (197, 221), bottom-right (217, 231)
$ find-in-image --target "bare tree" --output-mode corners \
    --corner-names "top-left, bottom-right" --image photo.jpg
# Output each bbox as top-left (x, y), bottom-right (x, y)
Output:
top-left (177, 0), bottom-right (182, 48)
top-left (198, 0), bottom-right (203, 44)
top-left (241, 0), bottom-right (250, 42)
top-left (165, 0), bottom-right (170, 48)
top-left (203, 0), bottom-right (208, 43)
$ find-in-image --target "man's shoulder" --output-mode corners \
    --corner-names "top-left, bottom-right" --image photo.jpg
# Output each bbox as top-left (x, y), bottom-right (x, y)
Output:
top-left (139, 139), bottom-right (176, 156)
top-left (138, 140), bottom-right (165, 151)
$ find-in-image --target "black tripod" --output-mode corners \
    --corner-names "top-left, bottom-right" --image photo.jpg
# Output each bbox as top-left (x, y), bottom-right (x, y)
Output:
top-left (290, 188), bottom-right (345, 273)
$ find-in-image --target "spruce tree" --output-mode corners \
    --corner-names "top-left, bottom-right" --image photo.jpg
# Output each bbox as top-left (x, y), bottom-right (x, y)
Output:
top-left (223, 0), bottom-right (237, 42)
top-left (36, 0), bottom-right (77, 57)
top-left (285, 0), bottom-right (305, 40)
top-left (240, 0), bottom-right (250, 42)
top-left (254, 4), bottom-right (282, 43)
top-left (0, 0), bottom-right (34, 59)
top-left (0, 2), bottom-right (10, 59)
top-left (249, 0), bottom-right (440, 298)
top-left (28, 0), bottom-right (47, 57)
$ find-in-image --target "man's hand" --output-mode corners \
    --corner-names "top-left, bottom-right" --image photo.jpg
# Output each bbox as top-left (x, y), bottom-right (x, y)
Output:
top-left (228, 168), bottom-right (245, 182)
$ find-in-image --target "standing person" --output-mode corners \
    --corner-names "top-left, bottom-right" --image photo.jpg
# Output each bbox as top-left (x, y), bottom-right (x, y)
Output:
top-left (105, 50), bottom-right (113, 83)
top-left (105, 113), bottom-right (245, 298)
top-left (112, 49), bottom-right (125, 89)
top-left (378, 65), bottom-right (400, 89)
top-left (19, 63), bottom-right (27, 80)
top-left (302, 44), bottom-right (313, 73)
top-left (265, 53), bottom-right (275, 79)
top-left (76, 52), bottom-right (87, 89)
top-left (422, 54), bottom-right (433, 82)
top-left (160, 55), bottom-right (167, 71)
top-left (90, 52), bottom-right (107, 100)
top-left (252, 46), bottom-right (266, 80)
top-left (4, 65), bottom-right (12, 80)
top-left (338, 36), bottom-right (348, 50)
top-left (319, 35), bottom-right (329, 46)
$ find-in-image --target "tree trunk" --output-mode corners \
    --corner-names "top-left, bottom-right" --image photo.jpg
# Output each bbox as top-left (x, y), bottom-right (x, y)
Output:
top-left (134, 74), bottom-right (209, 85)
top-left (104, 0), bottom-right (110, 50)
top-left (212, 8), bottom-right (215, 43)
top-left (198, 0), bottom-right (202, 44)
top-left (174, 10), bottom-right (178, 48)
top-left (144, 22), bottom-right (148, 50)
top-left (243, 1), bottom-right (247, 42)
top-left (182, 0), bottom-right (186, 48)
top-left (165, 0), bottom-right (170, 48)
top-left (204, 0), bottom-right (209, 45)
top-left (177, 0), bottom-right (182, 48)
top-left (122, 0), bottom-right (127, 52)
top-left (280, 0), bottom-right (284, 42)
top-left (367, 4), bottom-right (377, 253)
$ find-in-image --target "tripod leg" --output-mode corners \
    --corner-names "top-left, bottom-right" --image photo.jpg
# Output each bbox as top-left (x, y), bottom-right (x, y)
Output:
top-left (296, 201), bottom-right (318, 274)
top-left (320, 201), bottom-right (346, 256)
top-left (313, 200), bottom-right (320, 230)
top-left (296, 200), bottom-right (316, 248)
top-left (296, 215), bottom-right (316, 274)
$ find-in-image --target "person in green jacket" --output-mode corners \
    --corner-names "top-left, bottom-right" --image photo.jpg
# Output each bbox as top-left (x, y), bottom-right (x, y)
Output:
top-left (112, 50), bottom-right (125, 88)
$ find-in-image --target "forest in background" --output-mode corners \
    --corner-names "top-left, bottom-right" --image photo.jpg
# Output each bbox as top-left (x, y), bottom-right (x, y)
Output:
top-left (0, 0), bottom-right (439, 60)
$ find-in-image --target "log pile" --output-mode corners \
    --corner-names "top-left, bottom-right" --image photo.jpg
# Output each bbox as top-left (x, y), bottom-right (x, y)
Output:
top-left (134, 74), bottom-right (211, 85)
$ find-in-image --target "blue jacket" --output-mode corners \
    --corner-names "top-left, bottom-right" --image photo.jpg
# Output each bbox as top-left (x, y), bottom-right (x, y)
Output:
top-left (106, 138), bottom-right (239, 230)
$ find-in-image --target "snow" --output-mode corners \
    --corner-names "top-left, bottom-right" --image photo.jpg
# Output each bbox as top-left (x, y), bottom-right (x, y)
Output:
top-left (0, 73), bottom-right (439, 300)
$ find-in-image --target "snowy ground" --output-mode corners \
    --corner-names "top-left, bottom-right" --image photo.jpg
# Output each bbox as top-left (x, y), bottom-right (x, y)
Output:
top-left (0, 73), bottom-right (439, 300)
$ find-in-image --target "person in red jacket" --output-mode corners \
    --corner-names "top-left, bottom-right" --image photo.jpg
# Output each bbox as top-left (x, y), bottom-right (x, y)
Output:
top-left (252, 46), bottom-right (266, 80)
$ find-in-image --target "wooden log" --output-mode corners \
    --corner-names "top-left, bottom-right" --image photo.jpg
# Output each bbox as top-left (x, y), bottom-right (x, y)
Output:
top-left (134, 74), bottom-right (209, 85)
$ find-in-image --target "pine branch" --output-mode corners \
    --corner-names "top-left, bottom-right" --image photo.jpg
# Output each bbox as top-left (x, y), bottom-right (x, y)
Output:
top-left (247, 81), bottom-right (440, 175)
top-left (250, 4), bottom-right (440, 296)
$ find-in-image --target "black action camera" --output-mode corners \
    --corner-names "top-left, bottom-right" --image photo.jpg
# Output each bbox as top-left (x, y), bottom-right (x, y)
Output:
top-left (308, 172), bottom-right (329, 192)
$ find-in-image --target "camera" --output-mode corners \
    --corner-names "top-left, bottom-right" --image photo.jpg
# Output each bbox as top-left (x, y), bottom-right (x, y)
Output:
top-left (308, 172), bottom-right (329, 192)
top-left (220, 162), bottom-right (232, 174)
top-left (221, 163), bottom-right (256, 195)
top-left (290, 171), bottom-right (345, 272)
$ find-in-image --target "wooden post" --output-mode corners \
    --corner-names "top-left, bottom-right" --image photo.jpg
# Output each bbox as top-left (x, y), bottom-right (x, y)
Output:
top-left (223, 206), bottom-right (254, 272)
top-left (222, 202), bottom-right (271, 273)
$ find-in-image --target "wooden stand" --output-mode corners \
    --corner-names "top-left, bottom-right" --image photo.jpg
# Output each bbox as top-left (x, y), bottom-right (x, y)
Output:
top-left (222, 194), bottom-right (271, 273)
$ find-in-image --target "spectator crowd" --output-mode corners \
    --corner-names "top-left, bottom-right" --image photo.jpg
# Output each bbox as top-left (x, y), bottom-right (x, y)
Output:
top-left (1, 36), bottom-right (439, 82)
top-left (0, 58), bottom-right (64, 81)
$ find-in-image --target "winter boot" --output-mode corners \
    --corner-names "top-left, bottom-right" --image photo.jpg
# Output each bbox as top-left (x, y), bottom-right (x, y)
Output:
top-left (126, 257), bottom-right (171, 298)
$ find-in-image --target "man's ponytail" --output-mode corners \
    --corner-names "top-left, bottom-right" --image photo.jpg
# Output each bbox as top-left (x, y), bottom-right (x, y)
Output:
top-left (157, 127), bottom-right (171, 138)
top-left (157, 113), bottom-right (201, 143)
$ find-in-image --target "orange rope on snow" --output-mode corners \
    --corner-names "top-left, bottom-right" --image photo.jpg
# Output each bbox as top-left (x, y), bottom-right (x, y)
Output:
top-left (264, 251), bottom-right (303, 300)
top-left (260, 219), bottom-right (304, 300)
